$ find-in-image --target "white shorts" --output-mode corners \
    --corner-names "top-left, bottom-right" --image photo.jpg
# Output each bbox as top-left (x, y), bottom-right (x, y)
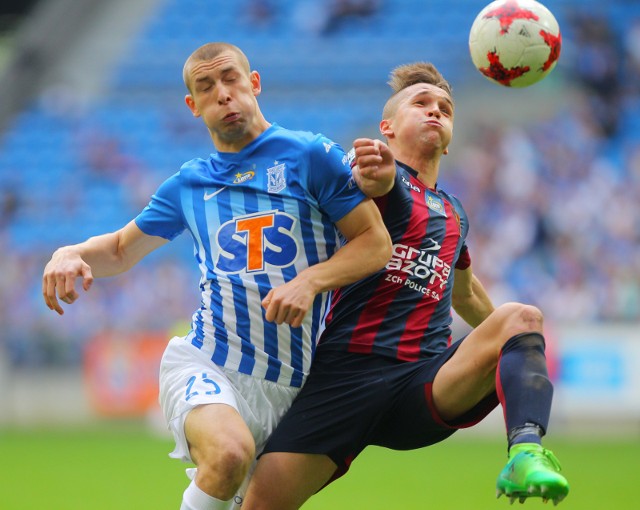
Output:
top-left (159, 336), bottom-right (301, 464)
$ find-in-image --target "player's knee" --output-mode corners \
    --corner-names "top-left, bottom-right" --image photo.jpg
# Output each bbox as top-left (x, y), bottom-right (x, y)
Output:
top-left (495, 302), bottom-right (544, 340)
top-left (196, 438), bottom-right (255, 500)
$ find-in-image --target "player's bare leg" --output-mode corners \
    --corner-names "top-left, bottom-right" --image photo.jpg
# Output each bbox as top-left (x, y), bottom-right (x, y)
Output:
top-left (243, 452), bottom-right (337, 510)
top-left (432, 302), bottom-right (569, 504)
top-left (181, 404), bottom-right (256, 509)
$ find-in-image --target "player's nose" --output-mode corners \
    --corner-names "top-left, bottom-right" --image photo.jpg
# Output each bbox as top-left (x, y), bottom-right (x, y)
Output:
top-left (216, 85), bottom-right (232, 104)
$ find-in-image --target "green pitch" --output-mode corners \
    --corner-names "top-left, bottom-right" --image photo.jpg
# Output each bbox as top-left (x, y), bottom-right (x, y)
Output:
top-left (1, 423), bottom-right (637, 509)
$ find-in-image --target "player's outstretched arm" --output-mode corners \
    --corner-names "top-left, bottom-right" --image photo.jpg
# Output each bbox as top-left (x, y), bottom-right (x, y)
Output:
top-left (351, 138), bottom-right (396, 197)
top-left (43, 220), bottom-right (168, 315)
top-left (262, 199), bottom-right (391, 327)
top-left (451, 266), bottom-right (495, 328)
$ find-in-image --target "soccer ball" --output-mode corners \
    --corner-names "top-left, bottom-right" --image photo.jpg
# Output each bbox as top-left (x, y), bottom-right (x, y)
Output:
top-left (468, 0), bottom-right (562, 87)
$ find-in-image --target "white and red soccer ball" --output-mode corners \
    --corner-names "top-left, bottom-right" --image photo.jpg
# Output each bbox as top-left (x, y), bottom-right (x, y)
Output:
top-left (469, 0), bottom-right (562, 87)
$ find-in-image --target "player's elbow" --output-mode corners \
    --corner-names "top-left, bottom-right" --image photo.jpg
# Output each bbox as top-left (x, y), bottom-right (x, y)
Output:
top-left (451, 291), bottom-right (471, 310)
top-left (451, 288), bottom-right (477, 317)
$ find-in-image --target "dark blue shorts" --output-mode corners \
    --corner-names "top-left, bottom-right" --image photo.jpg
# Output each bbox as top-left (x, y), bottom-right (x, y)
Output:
top-left (262, 339), bottom-right (499, 479)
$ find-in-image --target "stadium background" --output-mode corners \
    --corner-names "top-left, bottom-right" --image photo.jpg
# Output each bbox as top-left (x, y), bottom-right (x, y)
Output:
top-left (0, 1), bottom-right (638, 508)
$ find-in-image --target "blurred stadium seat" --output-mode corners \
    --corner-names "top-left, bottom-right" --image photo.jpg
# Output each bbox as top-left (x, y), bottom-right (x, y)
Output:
top-left (0, 0), bottom-right (638, 375)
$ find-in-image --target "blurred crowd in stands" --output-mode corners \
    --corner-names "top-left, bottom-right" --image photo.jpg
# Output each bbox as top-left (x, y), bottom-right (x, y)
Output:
top-left (453, 12), bottom-right (640, 323)
top-left (0, 2), bottom-right (638, 367)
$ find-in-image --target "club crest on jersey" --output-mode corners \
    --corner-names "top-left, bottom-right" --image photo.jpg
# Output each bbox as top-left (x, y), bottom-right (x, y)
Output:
top-left (426, 193), bottom-right (447, 217)
top-left (216, 210), bottom-right (299, 274)
top-left (267, 161), bottom-right (286, 193)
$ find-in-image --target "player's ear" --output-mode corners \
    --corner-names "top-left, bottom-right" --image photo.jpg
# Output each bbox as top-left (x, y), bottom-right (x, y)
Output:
top-left (185, 94), bottom-right (200, 117)
top-left (250, 71), bottom-right (261, 97)
top-left (380, 118), bottom-right (393, 138)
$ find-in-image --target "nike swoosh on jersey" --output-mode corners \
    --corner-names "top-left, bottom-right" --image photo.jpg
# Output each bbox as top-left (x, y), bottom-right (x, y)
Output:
top-left (204, 187), bottom-right (228, 201)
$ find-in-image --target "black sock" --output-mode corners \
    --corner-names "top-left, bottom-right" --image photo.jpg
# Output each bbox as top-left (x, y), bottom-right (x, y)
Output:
top-left (508, 422), bottom-right (545, 448)
top-left (496, 333), bottom-right (553, 450)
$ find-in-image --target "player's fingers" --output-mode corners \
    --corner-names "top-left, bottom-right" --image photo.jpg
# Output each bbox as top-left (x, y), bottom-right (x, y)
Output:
top-left (264, 305), bottom-right (275, 323)
top-left (262, 289), bottom-right (273, 309)
top-left (58, 272), bottom-right (79, 304)
top-left (377, 140), bottom-right (394, 162)
top-left (284, 307), bottom-right (300, 327)
top-left (357, 155), bottom-right (383, 174)
top-left (55, 273), bottom-right (68, 302)
top-left (81, 264), bottom-right (94, 292)
top-left (43, 274), bottom-right (64, 315)
top-left (273, 303), bottom-right (291, 325)
top-left (262, 290), bottom-right (276, 322)
top-left (289, 309), bottom-right (307, 328)
top-left (42, 273), bottom-right (50, 304)
top-left (354, 144), bottom-right (380, 159)
top-left (264, 303), bottom-right (283, 324)
top-left (359, 167), bottom-right (380, 180)
top-left (51, 273), bottom-right (74, 306)
top-left (352, 138), bottom-right (375, 149)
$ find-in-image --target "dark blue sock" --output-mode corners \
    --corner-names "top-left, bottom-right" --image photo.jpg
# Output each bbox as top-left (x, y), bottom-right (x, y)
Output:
top-left (496, 333), bottom-right (553, 449)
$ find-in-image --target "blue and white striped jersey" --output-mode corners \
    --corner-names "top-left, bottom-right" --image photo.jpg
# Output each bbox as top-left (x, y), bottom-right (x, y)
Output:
top-left (135, 124), bottom-right (365, 387)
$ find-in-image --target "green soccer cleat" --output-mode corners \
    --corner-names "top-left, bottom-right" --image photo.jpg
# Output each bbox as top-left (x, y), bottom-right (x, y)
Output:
top-left (496, 443), bottom-right (569, 505)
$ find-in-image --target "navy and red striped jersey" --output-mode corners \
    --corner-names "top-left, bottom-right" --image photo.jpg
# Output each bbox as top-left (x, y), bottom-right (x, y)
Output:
top-left (319, 161), bottom-right (470, 361)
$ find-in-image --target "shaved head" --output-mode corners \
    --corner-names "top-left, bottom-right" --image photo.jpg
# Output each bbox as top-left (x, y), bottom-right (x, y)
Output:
top-left (183, 42), bottom-right (251, 93)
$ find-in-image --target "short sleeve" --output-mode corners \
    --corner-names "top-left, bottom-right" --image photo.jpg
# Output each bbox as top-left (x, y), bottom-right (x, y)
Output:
top-left (135, 173), bottom-right (185, 240)
top-left (455, 244), bottom-right (472, 270)
top-left (306, 136), bottom-right (366, 223)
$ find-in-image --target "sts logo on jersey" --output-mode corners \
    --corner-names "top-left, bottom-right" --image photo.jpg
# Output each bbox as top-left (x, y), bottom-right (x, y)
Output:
top-left (216, 210), bottom-right (299, 273)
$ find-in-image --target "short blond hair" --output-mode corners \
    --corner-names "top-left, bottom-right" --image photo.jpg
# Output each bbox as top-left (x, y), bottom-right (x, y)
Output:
top-left (383, 62), bottom-right (453, 119)
top-left (182, 42), bottom-right (251, 93)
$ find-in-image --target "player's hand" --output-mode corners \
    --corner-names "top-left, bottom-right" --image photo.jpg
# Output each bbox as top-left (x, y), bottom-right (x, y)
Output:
top-left (42, 248), bottom-right (93, 315)
top-left (261, 279), bottom-right (316, 328)
top-left (352, 138), bottom-right (395, 197)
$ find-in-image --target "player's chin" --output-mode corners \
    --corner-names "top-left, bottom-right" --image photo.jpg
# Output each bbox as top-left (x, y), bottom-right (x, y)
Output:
top-left (215, 124), bottom-right (248, 145)
top-left (419, 131), bottom-right (447, 147)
